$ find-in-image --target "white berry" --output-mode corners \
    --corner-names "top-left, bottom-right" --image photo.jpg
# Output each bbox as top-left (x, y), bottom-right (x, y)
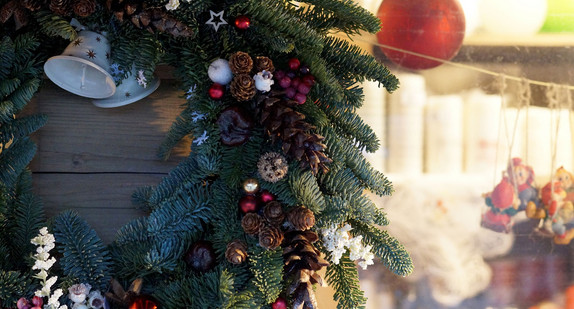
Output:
top-left (208, 59), bottom-right (233, 85)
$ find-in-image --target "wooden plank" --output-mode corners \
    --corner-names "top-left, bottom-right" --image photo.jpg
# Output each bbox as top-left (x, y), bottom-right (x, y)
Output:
top-left (34, 173), bottom-right (165, 243)
top-left (28, 79), bottom-right (191, 174)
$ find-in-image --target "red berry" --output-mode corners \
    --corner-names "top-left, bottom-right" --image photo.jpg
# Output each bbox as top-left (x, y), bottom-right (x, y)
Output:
top-left (287, 71), bottom-right (296, 79)
top-left (234, 15), bottom-right (251, 30)
top-left (272, 297), bottom-right (287, 309)
top-left (279, 76), bottom-right (292, 89)
top-left (208, 83), bottom-right (224, 99)
top-left (274, 70), bottom-right (285, 80)
top-left (291, 77), bottom-right (301, 89)
top-left (294, 93), bottom-right (307, 104)
top-left (285, 87), bottom-right (296, 98)
top-left (288, 58), bottom-right (301, 71)
top-left (239, 195), bottom-right (258, 213)
top-left (259, 190), bottom-right (275, 203)
top-left (297, 83), bottom-right (311, 95)
top-left (31, 297), bottom-right (43, 307)
top-left (302, 74), bottom-right (315, 86)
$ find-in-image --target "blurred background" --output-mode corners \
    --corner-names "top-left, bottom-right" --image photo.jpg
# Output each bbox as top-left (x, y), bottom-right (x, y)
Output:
top-left (338, 0), bottom-right (574, 308)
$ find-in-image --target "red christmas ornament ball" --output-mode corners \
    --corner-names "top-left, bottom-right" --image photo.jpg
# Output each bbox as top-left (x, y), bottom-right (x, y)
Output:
top-left (259, 190), bottom-right (275, 203)
top-left (129, 295), bottom-right (158, 309)
top-left (208, 83), bottom-right (224, 99)
top-left (288, 58), bottom-right (301, 71)
top-left (234, 15), bottom-right (251, 30)
top-left (239, 195), bottom-right (258, 213)
top-left (376, 0), bottom-right (465, 70)
top-left (272, 297), bottom-right (287, 309)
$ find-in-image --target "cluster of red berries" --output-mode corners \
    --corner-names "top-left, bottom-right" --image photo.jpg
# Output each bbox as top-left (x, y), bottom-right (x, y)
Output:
top-left (275, 58), bottom-right (316, 105)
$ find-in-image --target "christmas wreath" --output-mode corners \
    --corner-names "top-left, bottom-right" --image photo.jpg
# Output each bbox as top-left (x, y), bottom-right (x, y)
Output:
top-left (0, 0), bottom-right (412, 308)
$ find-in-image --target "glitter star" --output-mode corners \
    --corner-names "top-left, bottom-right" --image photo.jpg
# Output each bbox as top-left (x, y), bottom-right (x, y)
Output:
top-left (96, 36), bottom-right (102, 42)
top-left (206, 10), bottom-right (227, 32)
top-left (72, 38), bottom-right (83, 47)
top-left (86, 50), bottom-right (96, 59)
top-left (125, 92), bottom-right (131, 98)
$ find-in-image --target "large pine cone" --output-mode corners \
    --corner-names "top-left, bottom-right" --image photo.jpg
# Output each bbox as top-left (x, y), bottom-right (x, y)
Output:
top-left (263, 201), bottom-right (285, 226)
top-left (241, 213), bottom-right (264, 236)
top-left (230, 74), bottom-right (256, 101)
top-left (259, 225), bottom-right (284, 250)
top-left (22, 0), bottom-right (47, 11)
top-left (225, 240), bottom-right (248, 265)
top-left (229, 51), bottom-right (253, 74)
top-left (49, 0), bottom-right (72, 16)
top-left (0, 0), bottom-right (29, 30)
top-left (287, 206), bottom-right (315, 231)
top-left (106, 0), bottom-right (193, 38)
top-left (73, 0), bottom-right (96, 17)
top-left (257, 90), bottom-right (332, 174)
top-left (283, 230), bottom-right (328, 309)
top-left (255, 56), bottom-right (275, 73)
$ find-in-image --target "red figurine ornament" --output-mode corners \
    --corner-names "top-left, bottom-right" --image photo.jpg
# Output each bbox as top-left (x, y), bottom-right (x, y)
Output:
top-left (376, 0), bottom-right (466, 70)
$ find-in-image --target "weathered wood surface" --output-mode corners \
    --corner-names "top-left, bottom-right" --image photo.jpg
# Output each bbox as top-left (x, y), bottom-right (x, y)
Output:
top-left (26, 78), bottom-right (191, 243)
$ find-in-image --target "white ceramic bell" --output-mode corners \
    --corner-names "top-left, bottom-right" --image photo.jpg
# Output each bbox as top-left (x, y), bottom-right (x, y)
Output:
top-left (92, 67), bottom-right (160, 108)
top-left (44, 30), bottom-right (116, 99)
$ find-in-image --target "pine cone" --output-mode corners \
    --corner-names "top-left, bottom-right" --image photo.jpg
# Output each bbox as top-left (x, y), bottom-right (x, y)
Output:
top-left (106, 1), bottom-right (193, 38)
top-left (241, 213), bottom-right (264, 235)
top-left (255, 56), bottom-right (275, 73)
top-left (22, 0), bottom-right (47, 11)
top-left (259, 225), bottom-right (284, 250)
top-left (283, 230), bottom-right (328, 309)
top-left (49, 0), bottom-right (72, 16)
top-left (263, 201), bottom-right (285, 225)
top-left (229, 51), bottom-right (253, 74)
top-left (73, 0), bottom-right (96, 17)
top-left (225, 240), bottom-right (248, 264)
top-left (257, 91), bottom-right (332, 175)
top-left (287, 206), bottom-right (315, 231)
top-left (257, 152), bottom-right (288, 183)
top-left (1, 0), bottom-right (29, 30)
top-left (230, 74), bottom-right (256, 101)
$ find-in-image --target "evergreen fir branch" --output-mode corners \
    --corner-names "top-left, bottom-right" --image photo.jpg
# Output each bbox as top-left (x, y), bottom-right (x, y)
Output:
top-left (0, 78), bottom-right (21, 99)
top-left (110, 29), bottom-right (163, 83)
top-left (258, 176), bottom-right (298, 207)
top-left (318, 101), bottom-right (379, 152)
top-left (295, 96), bottom-right (329, 128)
top-left (5, 78), bottom-right (41, 114)
top-left (0, 37), bottom-right (15, 80)
top-left (349, 219), bottom-right (413, 276)
top-left (233, 0), bottom-right (324, 53)
top-left (302, 0), bottom-right (381, 34)
top-left (249, 246), bottom-right (283, 305)
top-left (147, 183), bottom-right (212, 238)
top-left (113, 217), bottom-right (149, 246)
top-left (52, 210), bottom-right (113, 290)
top-left (6, 193), bottom-right (45, 270)
top-left (33, 10), bottom-right (77, 40)
top-left (325, 253), bottom-right (367, 309)
top-left (1, 115), bottom-right (47, 144)
top-left (249, 26), bottom-right (295, 54)
top-left (315, 195), bottom-right (349, 229)
top-left (289, 166), bottom-right (326, 212)
top-left (298, 48), bottom-right (344, 103)
top-left (13, 33), bottom-right (40, 62)
top-left (210, 182), bottom-right (245, 258)
top-left (143, 236), bottom-right (186, 274)
top-left (219, 130), bottom-right (263, 188)
top-left (342, 83), bottom-right (365, 110)
top-left (0, 138), bottom-right (37, 189)
top-left (0, 270), bottom-right (32, 308)
top-left (131, 186), bottom-right (154, 211)
top-left (158, 109), bottom-right (196, 161)
top-left (322, 36), bottom-right (399, 91)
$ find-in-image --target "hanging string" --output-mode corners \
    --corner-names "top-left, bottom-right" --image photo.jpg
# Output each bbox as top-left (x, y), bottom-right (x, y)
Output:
top-left (520, 78), bottom-right (532, 167)
top-left (358, 37), bottom-right (574, 91)
top-left (547, 83), bottom-right (561, 220)
top-left (493, 74), bottom-right (507, 186)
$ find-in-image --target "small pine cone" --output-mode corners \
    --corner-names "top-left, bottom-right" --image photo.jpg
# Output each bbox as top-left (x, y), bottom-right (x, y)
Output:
top-left (225, 240), bottom-right (248, 264)
top-left (230, 74), bottom-right (255, 101)
top-left (263, 201), bottom-right (285, 225)
top-left (287, 206), bottom-right (315, 231)
top-left (259, 225), bottom-right (284, 250)
top-left (242, 213), bottom-right (264, 235)
top-left (255, 56), bottom-right (275, 73)
top-left (22, 0), bottom-right (47, 11)
top-left (257, 152), bottom-right (288, 183)
top-left (229, 51), bottom-right (253, 74)
top-left (73, 0), bottom-right (96, 17)
top-left (49, 0), bottom-right (72, 16)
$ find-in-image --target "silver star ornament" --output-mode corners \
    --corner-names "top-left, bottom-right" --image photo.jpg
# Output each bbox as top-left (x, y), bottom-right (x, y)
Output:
top-left (206, 10), bottom-right (228, 32)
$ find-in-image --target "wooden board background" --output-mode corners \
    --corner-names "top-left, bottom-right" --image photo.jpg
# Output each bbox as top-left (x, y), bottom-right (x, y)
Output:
top-left (25, 77), bottom-right (191, 244)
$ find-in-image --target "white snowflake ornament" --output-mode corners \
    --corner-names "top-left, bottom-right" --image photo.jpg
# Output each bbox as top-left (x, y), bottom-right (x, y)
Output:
top-left (208, 59), bottom-right (233, 85)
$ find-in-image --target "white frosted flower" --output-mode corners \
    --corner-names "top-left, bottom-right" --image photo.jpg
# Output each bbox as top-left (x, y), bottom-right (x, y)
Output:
top-left (72, 303), bottom-right (89, 309)
top-left (34, 251), bottom-right (50, 262)
top-left (165, 0), bottom-right (180, 10)
top-left (47, 289), bottom-right (64, 308)
top-left (358, 259), bottom-right (374, 270)
top-left (45, 276), bottom-right (58, 290)
top-left (88, 290), bottom-right (105, 309)
top-left (253, 70), bottom-right (274, 92)
top-left (68, 283), bottom-right (92, 304)
top-left (35, 285), bottom-right (51, 297)
top-left (39, 227), bottom-right (49, 236)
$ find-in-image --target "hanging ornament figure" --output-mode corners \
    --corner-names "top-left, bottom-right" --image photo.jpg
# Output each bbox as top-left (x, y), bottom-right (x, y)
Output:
top-left (507, 158), bottom-right (539, 211)
top-left (482, 177), bottom-right (518, 233)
